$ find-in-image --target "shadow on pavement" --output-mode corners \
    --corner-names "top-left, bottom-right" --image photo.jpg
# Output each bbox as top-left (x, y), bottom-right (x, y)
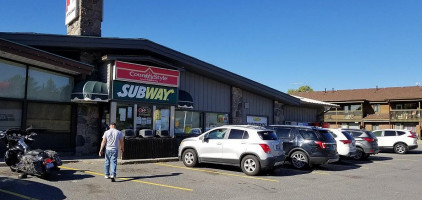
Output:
top-left (0, 177), bottom-right (66, 200)
top-left (118, 172), bottom-right (183, 182)
top-left (48, 169), bottom-right (96, 182)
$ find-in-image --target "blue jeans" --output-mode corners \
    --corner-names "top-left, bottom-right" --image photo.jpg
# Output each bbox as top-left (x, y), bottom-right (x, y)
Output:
top-left (104, 149), bottom-right (118, 177)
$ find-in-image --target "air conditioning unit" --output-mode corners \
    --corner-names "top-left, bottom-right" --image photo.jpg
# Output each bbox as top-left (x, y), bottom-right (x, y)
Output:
top-left (121, 129), bottom-right (135, 138)
top-left (155, 130), bottom-right (170, 137)
top-left (139, 129), bottom-right (154, 138)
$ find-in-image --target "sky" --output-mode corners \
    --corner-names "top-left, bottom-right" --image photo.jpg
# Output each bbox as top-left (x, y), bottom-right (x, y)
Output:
top-left (1, 0), bottom-right (422, 93)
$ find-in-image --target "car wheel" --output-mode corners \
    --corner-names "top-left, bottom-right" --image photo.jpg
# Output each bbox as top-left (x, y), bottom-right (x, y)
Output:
top-left (290, 151), bottom-right (309, 169)
top-left (353, 148), bottom-right (365, 160)
top-left (241, 155), bottom-right (261, 176)
top-left (182, 149), bottom-right (198, 167)
top-left (394, 143), bottom-right (408, 154)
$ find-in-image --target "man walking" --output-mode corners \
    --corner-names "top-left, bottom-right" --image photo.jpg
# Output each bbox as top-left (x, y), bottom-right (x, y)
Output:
top-left (99, 122), bottom-right (124, 182)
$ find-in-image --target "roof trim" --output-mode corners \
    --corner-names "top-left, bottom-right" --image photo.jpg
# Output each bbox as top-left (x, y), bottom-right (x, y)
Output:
top-left (0, 32), bottom-right (300, 105)
top-left (0, 38), bottom-right (93, 76)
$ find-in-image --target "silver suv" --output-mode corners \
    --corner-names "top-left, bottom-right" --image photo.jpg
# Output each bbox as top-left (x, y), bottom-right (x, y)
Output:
top-left (178, 125), bottom-right (284, 176)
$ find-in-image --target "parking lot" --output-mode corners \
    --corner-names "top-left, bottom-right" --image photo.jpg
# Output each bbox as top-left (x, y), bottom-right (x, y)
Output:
top-left (1, 145), bottom-right (422, 200)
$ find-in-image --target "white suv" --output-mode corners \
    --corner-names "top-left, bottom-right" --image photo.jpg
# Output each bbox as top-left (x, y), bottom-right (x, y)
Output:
top-left (178, 125), bottom-right (284, 176)
top-left (328, 129), bottom-right (357, 158)
top-left (372, 129), bottom-right (418, 154)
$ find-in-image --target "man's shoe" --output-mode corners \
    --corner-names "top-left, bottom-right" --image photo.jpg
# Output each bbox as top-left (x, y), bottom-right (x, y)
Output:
top-left (110, 175), bottom-right (115, 182)
top-left (104, 175), bottom-right (110, 179)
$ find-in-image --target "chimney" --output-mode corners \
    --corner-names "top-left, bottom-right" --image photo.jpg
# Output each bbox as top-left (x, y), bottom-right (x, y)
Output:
top-left (332, 88), bottom-right (334, 93)
top-left (324, 88), bottom-right (327, 93)
top-left (66, 0), bottom-right (103, 37)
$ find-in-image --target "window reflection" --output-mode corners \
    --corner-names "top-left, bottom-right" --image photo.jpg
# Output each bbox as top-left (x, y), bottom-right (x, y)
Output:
top-left (27, 67), bottom-right (73, 102)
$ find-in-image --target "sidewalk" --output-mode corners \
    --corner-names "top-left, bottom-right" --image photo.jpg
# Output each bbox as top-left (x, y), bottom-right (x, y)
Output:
top-left (0, 156), bottom-right (179, 167)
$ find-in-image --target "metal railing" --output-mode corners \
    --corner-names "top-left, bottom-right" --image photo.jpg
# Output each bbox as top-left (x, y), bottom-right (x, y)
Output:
top-left (324, 110), bottom-right (363, 122)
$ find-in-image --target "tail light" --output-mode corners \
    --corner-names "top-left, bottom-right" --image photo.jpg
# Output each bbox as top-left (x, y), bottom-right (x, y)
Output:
top-left (340, 140), bottom-right (352, 144)
top-left (44, 158), bottom-right (52, 163)
top-left (314, 141), bottom-right (327, 149)
top-left (408, 133), bottom-right (416, 138)
top-left (363, 137), bottom-right (375, 143)
top-left (259, 144), bottom-right (271, 153)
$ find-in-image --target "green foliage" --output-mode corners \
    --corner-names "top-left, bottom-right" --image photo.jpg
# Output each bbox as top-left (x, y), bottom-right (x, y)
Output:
top-left (287, 85), bottom-right (313, 94)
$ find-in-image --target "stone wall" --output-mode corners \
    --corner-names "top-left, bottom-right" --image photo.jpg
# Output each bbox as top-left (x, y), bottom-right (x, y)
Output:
top-left (75, 104), bottom-right (100, 156)
top-left (274, 101), bottom-right (285, 125)
top-left (231, 87), bottom-right (243, 124)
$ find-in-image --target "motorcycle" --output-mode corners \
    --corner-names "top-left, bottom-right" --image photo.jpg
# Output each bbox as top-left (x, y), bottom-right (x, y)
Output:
top-left (0, 128), bottom-right (62, 179)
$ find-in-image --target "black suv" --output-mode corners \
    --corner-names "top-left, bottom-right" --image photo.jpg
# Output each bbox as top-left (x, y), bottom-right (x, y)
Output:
top-left (267, 125), bottom-right (339, 169)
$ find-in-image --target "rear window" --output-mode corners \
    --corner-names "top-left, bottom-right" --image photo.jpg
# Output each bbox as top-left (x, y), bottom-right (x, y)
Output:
top-left (366, 131), bottom-right (377, 138)
top-left (317, 129), bottom-right (336, 142)
top-left (257, 131), bottom-right (278, 140)
top-left (274, 128), bottom-right (292, 139)
top-left (342, 131), bottom-right (354, 140)
top-left (351, 131), bottom-right (364, 137)
top-left (397, 131), bottom-right (406, 136)
top-left (298, 129), bottom-right (318, 140)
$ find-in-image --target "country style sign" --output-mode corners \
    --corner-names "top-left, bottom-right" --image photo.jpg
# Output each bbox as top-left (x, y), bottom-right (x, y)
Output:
top-left (114, 61), bottom-right (179, 87)
top-left (113, 81), bottom-right (178, 104)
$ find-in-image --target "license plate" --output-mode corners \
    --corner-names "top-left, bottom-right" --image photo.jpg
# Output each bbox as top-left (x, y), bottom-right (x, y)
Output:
top-left (275, 144), bottom-right (281, 150)
top-left (46, 162), bottom-right (54, 169)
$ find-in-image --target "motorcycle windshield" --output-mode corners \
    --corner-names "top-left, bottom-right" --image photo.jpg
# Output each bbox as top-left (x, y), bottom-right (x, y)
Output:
top-left (18, 139), bottom-right (29, 150)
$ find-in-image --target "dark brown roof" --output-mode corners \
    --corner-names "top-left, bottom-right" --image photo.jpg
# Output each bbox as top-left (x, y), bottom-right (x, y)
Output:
top-left (292, 86), bottom-right (422, 102)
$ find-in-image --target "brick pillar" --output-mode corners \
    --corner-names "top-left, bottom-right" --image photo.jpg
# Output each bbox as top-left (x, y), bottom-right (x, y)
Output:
top-left (231, 87), bottom-right (243, 124)
top-left (274, 101), bottom-right (284, 125)
top-left (67, 0), bottom-right (103, 36)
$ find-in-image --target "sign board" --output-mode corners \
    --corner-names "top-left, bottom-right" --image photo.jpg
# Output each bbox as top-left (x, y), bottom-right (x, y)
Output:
top-left (247, 116), bottom-right (268, 126)
top-left (65, 0), bottom-right (79, 25)
top-left (114, 61), bottom-right (179, 87)
top-left (113, 80), bottom-right (178, 104)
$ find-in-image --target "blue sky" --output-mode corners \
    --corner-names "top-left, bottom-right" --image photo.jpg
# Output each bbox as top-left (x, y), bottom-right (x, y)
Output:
top-left (1, 0), bottom-right (421, 93)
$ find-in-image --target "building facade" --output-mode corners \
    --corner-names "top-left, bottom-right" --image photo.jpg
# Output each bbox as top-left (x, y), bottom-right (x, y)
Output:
top-left (293, 86), bottom-right (422, 138)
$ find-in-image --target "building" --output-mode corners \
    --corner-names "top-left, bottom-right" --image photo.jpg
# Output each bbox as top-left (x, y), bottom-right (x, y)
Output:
top-left (0, 1), bottom-right (337, 156)
top-left (292, 86), bottom-right (422, 138)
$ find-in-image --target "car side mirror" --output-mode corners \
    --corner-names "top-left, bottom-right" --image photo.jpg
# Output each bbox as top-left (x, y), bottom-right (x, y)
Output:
top-left (203, 134), bottom-right (209, 141)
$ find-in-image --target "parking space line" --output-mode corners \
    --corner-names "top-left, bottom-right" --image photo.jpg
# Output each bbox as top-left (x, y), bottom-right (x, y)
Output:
top-left (59, 166), bottom-right (193, 191)
top-left (155, 163), bottom-right (279, 182)
top-left (0, 188), bottom-right (39, 200)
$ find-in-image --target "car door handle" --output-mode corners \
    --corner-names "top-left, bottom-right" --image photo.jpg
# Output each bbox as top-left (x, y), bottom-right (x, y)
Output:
top-left (217, 142), bottom-right (222, 145)
top-left (241, 142), bottom-right (246, 144)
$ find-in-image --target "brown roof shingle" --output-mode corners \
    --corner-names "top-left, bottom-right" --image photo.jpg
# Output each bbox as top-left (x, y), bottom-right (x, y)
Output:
top-left (291, 86), bottom-right (422, 102)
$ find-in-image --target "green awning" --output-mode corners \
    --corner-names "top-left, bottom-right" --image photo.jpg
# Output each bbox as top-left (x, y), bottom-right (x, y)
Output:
top-left (71, 81), bottom-right (108, 102)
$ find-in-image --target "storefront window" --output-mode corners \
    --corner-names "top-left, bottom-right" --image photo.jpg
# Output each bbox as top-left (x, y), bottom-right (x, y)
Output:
top-left (0, 59), bottom-right (26, 99)
top-left (136, 104), bottom-right (153, 131)
top-left (154, 106), bottom-right (170, 131)
top-left (175, 111), bottom-right (202, 134)
top-left (27, 67), bottom-right (74, 102)
top-left (0, 100), bottom-right (22, 130)
top-left (205, 113), bottom-right (229, 131)
top-left (116, 103), bottom-right (134, 131)
top-left (26, 102), bottom-right (71, 132)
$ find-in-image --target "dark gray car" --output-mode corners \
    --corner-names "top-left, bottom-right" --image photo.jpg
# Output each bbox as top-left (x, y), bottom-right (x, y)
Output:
top-left (341, 129), bottom-right (379, 160)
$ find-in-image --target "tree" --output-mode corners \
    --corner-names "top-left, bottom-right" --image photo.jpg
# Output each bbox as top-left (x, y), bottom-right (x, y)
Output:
top-left (287, 85), bottom-right (313, 94)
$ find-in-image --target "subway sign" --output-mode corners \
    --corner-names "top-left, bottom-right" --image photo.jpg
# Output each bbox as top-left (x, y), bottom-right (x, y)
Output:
top-left (113, 81), bottom-right (177, 104)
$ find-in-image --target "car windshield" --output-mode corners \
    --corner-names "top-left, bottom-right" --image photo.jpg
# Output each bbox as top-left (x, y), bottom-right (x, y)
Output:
top-left (257, 131), bottom-right (278, 140)
top-left (317, 129), bottom-right (336, 142)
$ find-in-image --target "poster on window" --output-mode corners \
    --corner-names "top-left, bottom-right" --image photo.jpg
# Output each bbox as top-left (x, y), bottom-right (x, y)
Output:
top-left (247, 116), bottom-right (268, 126)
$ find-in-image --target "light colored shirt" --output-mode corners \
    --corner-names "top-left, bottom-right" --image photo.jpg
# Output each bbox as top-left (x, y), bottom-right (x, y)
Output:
top-left (102, 128), bottom-right (123, 150)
